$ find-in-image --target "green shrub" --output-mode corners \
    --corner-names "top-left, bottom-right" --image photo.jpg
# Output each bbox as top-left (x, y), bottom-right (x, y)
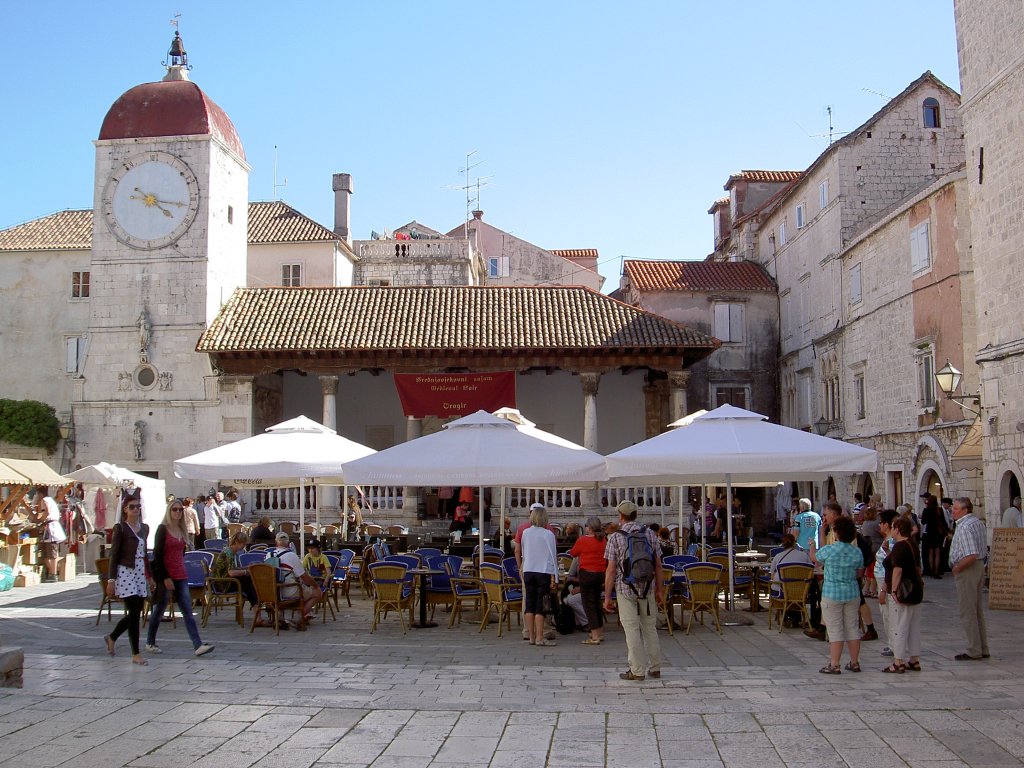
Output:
top-left (0, 399), bottom-right (60, 453)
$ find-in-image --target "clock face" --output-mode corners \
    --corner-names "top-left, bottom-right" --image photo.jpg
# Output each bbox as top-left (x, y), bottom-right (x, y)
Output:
top-left (102, 152), bottom-right (200, 250)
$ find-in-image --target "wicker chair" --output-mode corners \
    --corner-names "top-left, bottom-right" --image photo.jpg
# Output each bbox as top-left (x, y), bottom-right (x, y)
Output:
top-left (679, 562), bottom-right (724, 634)
top-left (248, 562), bottom-right (302, 635)
top-left (201, 568), bottom-right (244, 628)
top-left (478, 562), bottom-right (521, 637)
top-left (368, 562), bottom-right (413, 634)
top-left (767, 563), bottom-right (814, 632)
top-left (443, 559), bottom-right (482, 627)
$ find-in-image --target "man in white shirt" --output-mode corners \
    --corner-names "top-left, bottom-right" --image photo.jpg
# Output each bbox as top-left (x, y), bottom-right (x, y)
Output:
top-left (1000, 496), bottom-right (1022, 528)
top-left (268, 532), bottom-right (320, 628)
top-left (203, 494), bottom-right (226, 541)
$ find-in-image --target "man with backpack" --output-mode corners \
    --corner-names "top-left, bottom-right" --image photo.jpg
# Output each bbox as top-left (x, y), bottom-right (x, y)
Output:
top-left (603, 500), bottom-right (664, 681)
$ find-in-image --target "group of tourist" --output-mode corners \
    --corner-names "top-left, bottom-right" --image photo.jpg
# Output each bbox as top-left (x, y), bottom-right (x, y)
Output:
top-left (787, 492), bottom-right (990, 675)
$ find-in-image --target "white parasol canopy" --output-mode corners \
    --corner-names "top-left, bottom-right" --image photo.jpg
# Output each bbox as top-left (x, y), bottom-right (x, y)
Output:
top-left (605, 404), bottom-right (877, 486)
top-left (606, 404), bottom-right (877, 609)
top-left (341, 410), bottom-right (608, 488)
top-left (66, 462), bottom-right (166, 546)
top-left (173, 416), bottom-right (376, 556)
top-left (173, 415), bottom-right (375, 487)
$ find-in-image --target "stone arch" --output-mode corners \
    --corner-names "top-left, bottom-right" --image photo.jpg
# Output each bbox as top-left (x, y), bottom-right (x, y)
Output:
top-left (916, 458), bottom-right (946, 501)
top-left (910, 434), bottom-right (950, 477)
top-left (995, 459), bottom-right (1023, 513)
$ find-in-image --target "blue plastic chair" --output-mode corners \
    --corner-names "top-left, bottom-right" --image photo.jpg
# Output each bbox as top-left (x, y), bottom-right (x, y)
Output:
top-left (237, 552), bottom-right (265, 567)
top-left (385, 554), bottom-right (420, 571)
top-left (204, 539), bottom-right (226, 551)
top-left (415, 547), bottom-right (444, 561)
top-left (664, 554), bottom-right (698, 568)
top-left (184, 550), bottom-right (214, 570)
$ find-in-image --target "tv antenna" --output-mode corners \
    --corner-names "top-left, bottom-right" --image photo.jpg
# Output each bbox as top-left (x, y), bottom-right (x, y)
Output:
top-left (458, 150), bottom-right (492, 238)
top-left (273, 145), bottom-right (288, 200)
top-left (862, 87), bottom-right (891, 102)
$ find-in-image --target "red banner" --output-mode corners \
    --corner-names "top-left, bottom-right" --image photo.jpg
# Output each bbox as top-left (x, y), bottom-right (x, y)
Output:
top-left (394, 372), bottom-right (517, 418)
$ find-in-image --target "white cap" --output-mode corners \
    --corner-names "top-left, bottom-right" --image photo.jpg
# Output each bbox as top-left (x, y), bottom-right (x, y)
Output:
top-left (530, 502), bottom-right (545, 511)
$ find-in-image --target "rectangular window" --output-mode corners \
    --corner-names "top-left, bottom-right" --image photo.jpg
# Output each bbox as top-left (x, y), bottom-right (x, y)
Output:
top-left (850, 263), bottom-right (862, 304)
top-left (282, 264), bottom-right (301, 287)
top-left (227, 205), bottom-right (234, 224)
top-left (796, 204), bottom-right (806, 229)
top-left (779, 221), bottom-right (787, 246)
top-left (65, 336), bottom-right (86, 375)
top-left (488, 256), bottom-right (509, 278)
top-left (910, 222), bottom-right (931, 274)
top-left (713, 302), bottom-right (744, 343)
top-left (819, 180), bottom-right (829, 210)
top-left (918, 349), bottom-right (936, 407)
top-left (71, 271), bottom-right (90, 299)
top-left (854, 373), bottom-right (866, 420)
top-left (714, 386), bottom-right (747, 409)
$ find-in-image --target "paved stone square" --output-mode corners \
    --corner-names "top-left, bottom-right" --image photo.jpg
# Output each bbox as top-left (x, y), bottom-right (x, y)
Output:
top-left (1, 574), bottom-right (1022, 767)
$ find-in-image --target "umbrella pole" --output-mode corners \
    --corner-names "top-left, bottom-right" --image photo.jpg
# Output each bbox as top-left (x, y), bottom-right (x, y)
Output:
top-left (341, 484), bottom-right (348, 540)
top-left (701, 484), bottom-right (707, 556)
top-left (478, 485), bottom-right (485, 559)
top-left (299, 478), bottom-right (306, 560)
top-left (677, 485), bottom-right (684, 553)
top-left (499, 487), bottom-right (506, 552)
top-left (726, 475), bottom-right (734, 611)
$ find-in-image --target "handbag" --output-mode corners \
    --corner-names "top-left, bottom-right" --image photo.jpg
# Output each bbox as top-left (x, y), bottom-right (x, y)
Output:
top-left (540, 590), bottom-right (555, 614)
top-left (896, 579), bottom-right (913, 602)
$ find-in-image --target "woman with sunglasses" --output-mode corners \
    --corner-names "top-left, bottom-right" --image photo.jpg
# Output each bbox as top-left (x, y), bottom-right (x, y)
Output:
top-left (145, 501), bottom-right (214, 657)
top-left (104, 492), bottom-right (154, 665)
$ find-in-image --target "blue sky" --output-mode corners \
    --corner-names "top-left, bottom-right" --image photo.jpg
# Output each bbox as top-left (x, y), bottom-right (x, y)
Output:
top-left (4, 2), bottom-right (960, 289)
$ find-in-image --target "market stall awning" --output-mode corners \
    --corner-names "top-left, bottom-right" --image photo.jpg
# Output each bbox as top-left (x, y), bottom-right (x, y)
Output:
top-left (0, 459), bottom-right (69, 486)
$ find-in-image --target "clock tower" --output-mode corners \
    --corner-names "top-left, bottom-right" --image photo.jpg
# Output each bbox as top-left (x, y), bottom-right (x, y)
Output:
top-left (75, 32), bottom-right (251, 483)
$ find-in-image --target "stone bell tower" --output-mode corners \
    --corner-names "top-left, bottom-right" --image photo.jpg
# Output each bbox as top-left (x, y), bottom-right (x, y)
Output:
top-left (73, 31), bottom-right (252, 485)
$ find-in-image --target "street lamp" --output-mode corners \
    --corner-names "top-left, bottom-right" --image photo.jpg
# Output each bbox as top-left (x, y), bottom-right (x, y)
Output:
top-left (813, 416), bottom-right (830, 436)
top-left (934, 359), bottom-right (981, 417)
top-left (58, 418), bottom-right (75, 474)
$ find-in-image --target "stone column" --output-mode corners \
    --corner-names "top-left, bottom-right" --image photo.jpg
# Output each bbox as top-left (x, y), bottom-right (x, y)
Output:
top-left (669, 370), bottom-right (691, 425)
top-left (580, 373), bottom-right (601, 511)
top-left (320, 376), bottom-right (340, 514)
top-left (403, 416), bottom-right (423, 523)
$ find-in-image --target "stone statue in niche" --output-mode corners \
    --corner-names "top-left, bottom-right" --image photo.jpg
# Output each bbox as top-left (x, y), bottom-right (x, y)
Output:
top-left (138, 309), bottom-right (152, 363)
top-left (158, 372), bottom-right (173, 391)
top-left (133, 421), bottom-right (145, 461)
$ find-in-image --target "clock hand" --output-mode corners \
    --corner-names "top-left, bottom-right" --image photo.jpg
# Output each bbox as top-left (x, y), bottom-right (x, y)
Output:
top-left (129, 188), bottom-right (179, 217)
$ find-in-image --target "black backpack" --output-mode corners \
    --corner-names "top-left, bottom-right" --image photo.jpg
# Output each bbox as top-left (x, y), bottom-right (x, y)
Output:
top-left (554, 600), bottom-right (577, 634)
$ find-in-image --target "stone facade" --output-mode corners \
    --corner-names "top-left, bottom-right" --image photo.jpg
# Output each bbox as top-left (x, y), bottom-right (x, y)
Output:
top-left (954, 0), bottom-right (1024, 527)
top-left (351, 237), bottom-right (480, 286)
top-left (840, 170), bottom-right (981, 508)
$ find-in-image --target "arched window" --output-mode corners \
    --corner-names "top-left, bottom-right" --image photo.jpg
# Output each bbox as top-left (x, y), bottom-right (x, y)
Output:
top-left (923, 97), bottom-right (941, 128)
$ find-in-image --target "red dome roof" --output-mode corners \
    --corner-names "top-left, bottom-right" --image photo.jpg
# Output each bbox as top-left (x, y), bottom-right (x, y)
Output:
top-left (99, 79), bottom-right (244, 160)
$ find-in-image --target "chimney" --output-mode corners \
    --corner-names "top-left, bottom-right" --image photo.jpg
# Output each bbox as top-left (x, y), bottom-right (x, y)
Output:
top-left (472, 210), bottom-right (483, 220)
top-left (332, 172), bottom-right (353, 243)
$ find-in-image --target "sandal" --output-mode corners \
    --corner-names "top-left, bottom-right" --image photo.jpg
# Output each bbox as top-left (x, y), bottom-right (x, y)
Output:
top-left (844, 661), bottom-right (861, 672)
top-left (104, 635), bottom-right (115, 657)
top-left (536, 639), bottom-right (557, 647)
top-left (905, 661), bottom-right (921, 671)
top-left (882, 663), bottom-right (906, 674)
top-left (582, 638), bottom-right (601, 645)
top-left (818, 664), bottom-right (841, 675)
top-left (131, 655), bottom-right (148, 666)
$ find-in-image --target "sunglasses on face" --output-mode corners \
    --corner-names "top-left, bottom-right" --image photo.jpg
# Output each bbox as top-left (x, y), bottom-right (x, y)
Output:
top-left (127, 504), bottom-right (141, 510)
top-left (170, 506), bottom-right (183, 512)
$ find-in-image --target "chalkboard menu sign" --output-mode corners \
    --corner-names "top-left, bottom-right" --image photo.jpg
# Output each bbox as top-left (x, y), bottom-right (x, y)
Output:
top-left (988, 528), bottom-right (1024, 611)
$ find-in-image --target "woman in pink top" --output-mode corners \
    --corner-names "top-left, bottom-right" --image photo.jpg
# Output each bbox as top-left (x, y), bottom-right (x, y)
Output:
top-left (145, 501), bottom-right (214, 657)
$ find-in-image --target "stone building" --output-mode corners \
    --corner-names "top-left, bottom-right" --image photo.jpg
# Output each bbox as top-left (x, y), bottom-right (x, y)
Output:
top-left (710, 71), bottom-right (967, 509)
top-left (954, 0), bottom-right (1024, 523)
top-left (840, 169), bottom-right (980, 509)
top-left (616, 259), bottom-right (779, 421)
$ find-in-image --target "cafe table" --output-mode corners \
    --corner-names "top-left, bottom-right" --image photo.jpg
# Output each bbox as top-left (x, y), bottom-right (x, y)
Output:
top-left (734, 550), bottom-right (768, 612)
top-left (407, 567), bottom-right (443, 629)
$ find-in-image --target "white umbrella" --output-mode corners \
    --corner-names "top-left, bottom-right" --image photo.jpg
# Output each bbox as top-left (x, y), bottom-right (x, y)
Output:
top-left (606, 404), bottom-right (878, 607)
top-left (67, 462), bottom-right (167, 546)
top-left (342, 410), bottom-right (609, 554)
top-left (174, 415), bottom-right (376, 557)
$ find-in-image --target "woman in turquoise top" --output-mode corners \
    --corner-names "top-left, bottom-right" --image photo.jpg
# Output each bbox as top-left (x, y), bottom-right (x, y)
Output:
top-left (809, 516), bottom-right (864, 674)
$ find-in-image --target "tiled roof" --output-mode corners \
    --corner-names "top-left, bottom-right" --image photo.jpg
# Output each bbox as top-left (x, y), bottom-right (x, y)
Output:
top-left (624, 260), bottom-right (776, 293)
top-left (247, 201), bottom-right (339, 244)
top-left (550, 249), bottom-right (598, 259)
top-left (727, 170), bottom-right (804, 185)
top-left (0, 210), bottom-right (92, 251)
top-left (198, 286), bottom-right (718, 353)
top-left (0, 203), bottom-right (337, 251)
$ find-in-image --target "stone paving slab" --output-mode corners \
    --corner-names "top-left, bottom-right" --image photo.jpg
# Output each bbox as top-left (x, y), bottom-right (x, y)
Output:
top-left (0, 575), bottom-right (1022, 766)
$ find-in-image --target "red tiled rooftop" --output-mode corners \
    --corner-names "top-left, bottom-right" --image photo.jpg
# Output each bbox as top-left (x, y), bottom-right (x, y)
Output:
top-left (624, 260), bottom-right (776, 293)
